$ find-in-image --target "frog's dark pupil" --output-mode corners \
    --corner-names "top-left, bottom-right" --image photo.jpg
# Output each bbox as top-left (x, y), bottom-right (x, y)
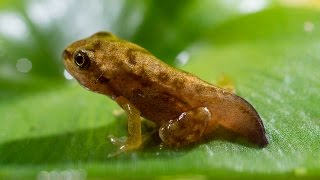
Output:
top-left (75, 54), bottom-right (84, 66)
top-left (74, 51), bottom-right (90, 69)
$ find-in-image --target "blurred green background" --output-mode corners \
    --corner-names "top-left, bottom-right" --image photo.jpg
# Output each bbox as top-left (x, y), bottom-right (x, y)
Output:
top-left (0, 0), bottom-right (320, 179)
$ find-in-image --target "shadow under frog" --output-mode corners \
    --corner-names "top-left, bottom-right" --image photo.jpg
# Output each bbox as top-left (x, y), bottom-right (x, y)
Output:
top-left (0, 112), bottom-right (266, 165)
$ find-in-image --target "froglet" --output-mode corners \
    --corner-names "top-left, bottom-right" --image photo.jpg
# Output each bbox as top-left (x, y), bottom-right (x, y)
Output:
top-left (63, 32), bottom-right (268, 155)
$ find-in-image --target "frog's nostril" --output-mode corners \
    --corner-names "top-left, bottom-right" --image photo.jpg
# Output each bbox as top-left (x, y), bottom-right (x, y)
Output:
top-left (62, 49), bottom-right (71, 60)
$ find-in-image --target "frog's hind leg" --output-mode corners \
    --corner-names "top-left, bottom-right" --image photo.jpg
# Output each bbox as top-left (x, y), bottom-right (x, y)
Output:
top-left (159, 107), bottom-right (211, 147)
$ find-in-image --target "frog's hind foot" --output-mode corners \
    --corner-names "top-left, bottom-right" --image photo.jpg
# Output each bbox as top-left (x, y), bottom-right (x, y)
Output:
top-left (108, 130), bottom-right (157, 157)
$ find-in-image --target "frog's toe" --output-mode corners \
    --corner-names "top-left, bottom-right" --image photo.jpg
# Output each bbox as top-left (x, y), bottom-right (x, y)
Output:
top-left (108, 135), bottom-right (127, 146)
top-left (107, 135), bottom-right (142, 157)
top-left (107, 143), bottom-right (141, 158)
top-left (107, 136), bottom-right (129, 157)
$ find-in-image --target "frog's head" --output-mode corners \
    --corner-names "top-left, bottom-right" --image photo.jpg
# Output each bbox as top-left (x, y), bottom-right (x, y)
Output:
top-left (62, 32), bottom-right (118, 96)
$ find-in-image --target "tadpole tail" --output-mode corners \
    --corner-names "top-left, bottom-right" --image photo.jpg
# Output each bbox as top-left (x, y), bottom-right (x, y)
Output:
top-left (213, 94), bottom-right (268, 147)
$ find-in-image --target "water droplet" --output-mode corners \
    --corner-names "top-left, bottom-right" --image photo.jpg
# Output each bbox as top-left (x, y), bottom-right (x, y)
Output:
top-left (175, 51), bottom-right (190, 66)
top-left (63, 69), bottom-right (73, 80)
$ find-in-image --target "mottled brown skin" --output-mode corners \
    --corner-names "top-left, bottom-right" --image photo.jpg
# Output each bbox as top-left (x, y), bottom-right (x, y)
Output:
top-left (63, 32), bottom-right (268, 154)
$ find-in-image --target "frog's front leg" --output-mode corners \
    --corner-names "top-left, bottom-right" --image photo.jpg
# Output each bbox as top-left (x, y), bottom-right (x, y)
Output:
top-left (108, 96), bottom-right (142, 157)
top-left (159, 107), bottom-right (211, 147)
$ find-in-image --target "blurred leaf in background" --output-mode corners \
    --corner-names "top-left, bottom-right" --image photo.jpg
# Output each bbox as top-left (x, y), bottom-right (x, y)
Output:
top-left (0, 0), bottom-right (319, 179)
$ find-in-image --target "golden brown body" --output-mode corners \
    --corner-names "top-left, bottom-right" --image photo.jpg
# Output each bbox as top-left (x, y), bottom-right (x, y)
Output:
top-left (63, 32), bottom-right (268, 154)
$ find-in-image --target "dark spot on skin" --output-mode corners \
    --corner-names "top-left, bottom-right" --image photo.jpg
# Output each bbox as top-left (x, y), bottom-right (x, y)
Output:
top-left (127, 48), bottom-right (137, 65)
top-left (238, 104), bottom-right (251, 115)
top-left (173, 78), bottom-right (185, 88)
top-left (158, 72), bottom-right (170, 82)
top-left (141, 79), bottom-right (153, 88)
top-left (92, 41), bottom-right (101, 50)
top-left (127, 48), bottom-right (151, 65)
top-left (109, 45), bottom-right (118, 53)
top-left (138, 68), bottom-right (149, 79)
top-left (97, 76), bottom-right (110, 84)
top-left (114, 56), bottom-right (124, 67)
top-left (130, 71), bottom-right (152, 88)
top-left (195, 85), bottom-right (203, 94)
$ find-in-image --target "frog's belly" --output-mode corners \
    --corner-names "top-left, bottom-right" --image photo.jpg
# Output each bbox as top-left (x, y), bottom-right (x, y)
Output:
top-left (128, 89), bottom-right (192, 125)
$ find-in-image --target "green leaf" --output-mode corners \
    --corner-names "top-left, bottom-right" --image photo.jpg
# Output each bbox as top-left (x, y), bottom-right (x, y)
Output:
top-left (0, 0), bottom-right (319, 179)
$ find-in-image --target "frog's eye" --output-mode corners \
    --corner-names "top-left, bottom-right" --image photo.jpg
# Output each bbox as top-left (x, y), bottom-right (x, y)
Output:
top-left (73, 50), bottom-right (90, 69)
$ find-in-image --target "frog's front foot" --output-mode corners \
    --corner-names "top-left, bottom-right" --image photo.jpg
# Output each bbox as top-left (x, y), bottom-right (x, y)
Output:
top-left (108, 135), bottom-right (142, 157)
